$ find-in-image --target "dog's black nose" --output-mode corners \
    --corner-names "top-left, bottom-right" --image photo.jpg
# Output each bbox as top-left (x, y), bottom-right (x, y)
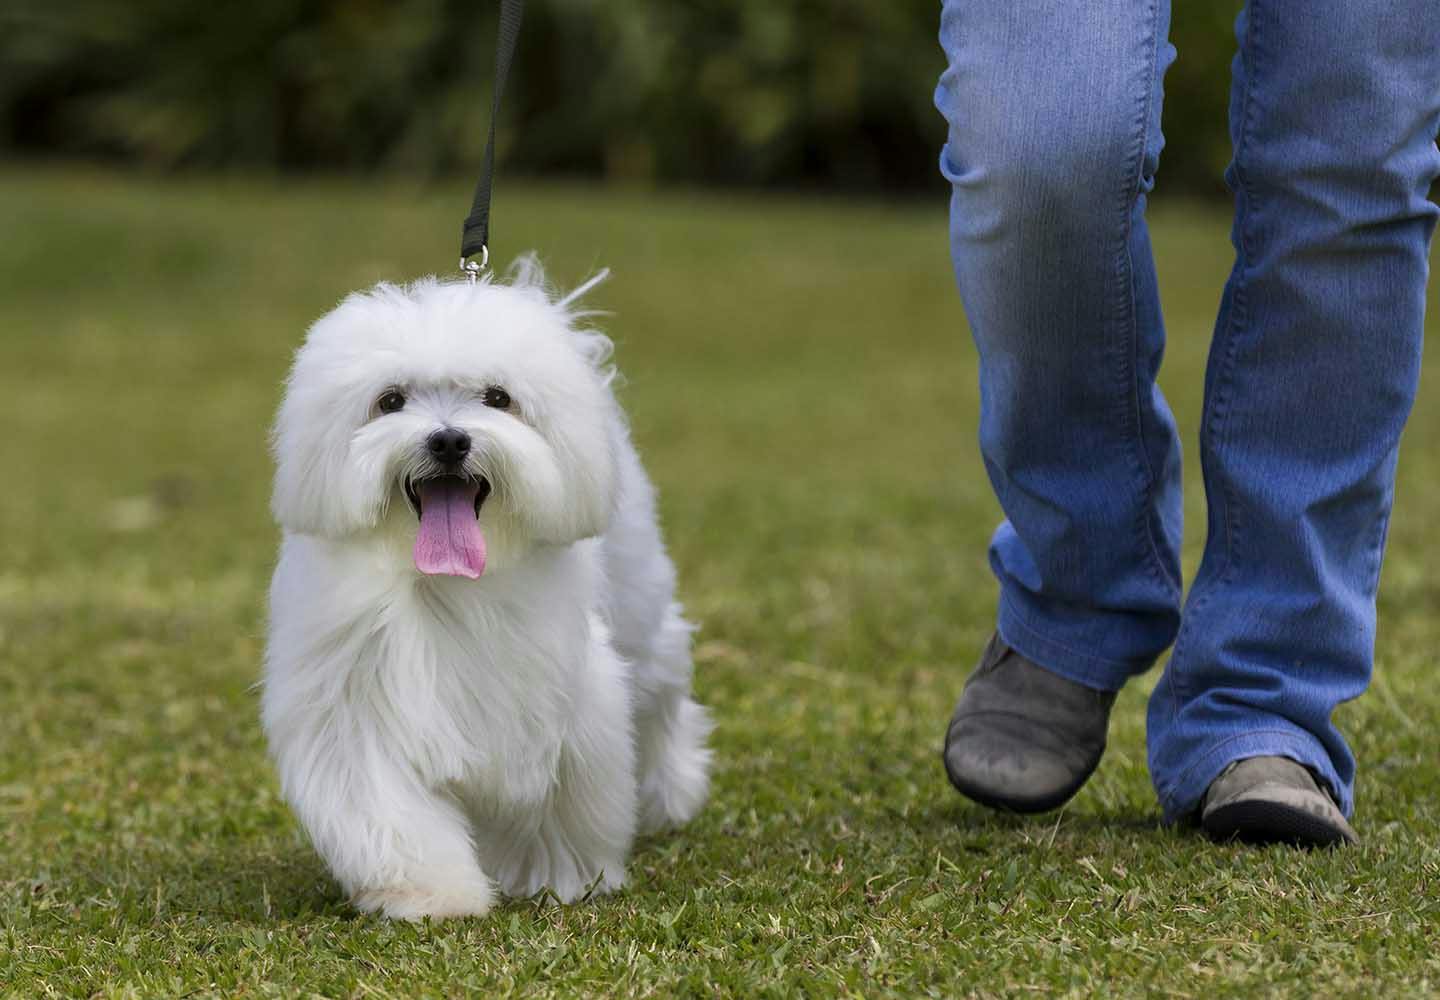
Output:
top-left (427, 427), bottom-right (471, 466)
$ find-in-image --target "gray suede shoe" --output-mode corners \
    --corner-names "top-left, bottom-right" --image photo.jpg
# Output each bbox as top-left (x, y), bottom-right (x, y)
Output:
top-left (942, 634), bottom-right (1116, 813)
top-left (1201, 756), bottom-right (1358, 847)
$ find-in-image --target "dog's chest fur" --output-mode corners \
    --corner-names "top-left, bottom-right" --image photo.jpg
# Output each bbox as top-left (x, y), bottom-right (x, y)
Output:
top-left (272, 535), bottom-right (605, 808)
top-left (385, 574), bottom-right (592, 804)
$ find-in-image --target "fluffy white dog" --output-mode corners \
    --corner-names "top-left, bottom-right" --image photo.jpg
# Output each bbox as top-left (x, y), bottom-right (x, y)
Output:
top-left (262, 259), bottom-right (711, 920)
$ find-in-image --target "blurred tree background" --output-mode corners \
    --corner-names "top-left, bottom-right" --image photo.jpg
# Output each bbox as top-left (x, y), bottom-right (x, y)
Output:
top-left (1, 0), bottom-right (1241, 197)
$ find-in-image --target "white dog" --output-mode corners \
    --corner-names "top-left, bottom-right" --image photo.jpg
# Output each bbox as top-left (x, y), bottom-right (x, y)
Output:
top-left (262, 259), bottom-right (711, 920)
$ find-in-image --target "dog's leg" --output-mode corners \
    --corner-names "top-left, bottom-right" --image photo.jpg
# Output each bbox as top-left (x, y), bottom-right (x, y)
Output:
top-left (632, 603), bottom-right (714, 835)
top-left (481, 628), bottom-right (637, 902)
top-left (271, 726), bottom-right (494, 921)
top-left (635, 691), bottom-right (713, 835)
top-left (343, 790), bottom-right (494, 921)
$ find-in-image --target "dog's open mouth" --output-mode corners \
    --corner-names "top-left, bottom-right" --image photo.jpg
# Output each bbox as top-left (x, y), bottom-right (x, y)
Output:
top-left (404, 474), bottom-right (491, 579)
top-left (404, 474), bottom-right (491, 520)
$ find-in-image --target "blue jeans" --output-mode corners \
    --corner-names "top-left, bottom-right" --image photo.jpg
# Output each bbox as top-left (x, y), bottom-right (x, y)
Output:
top-left (935, 0), bottom-right (1439, 820)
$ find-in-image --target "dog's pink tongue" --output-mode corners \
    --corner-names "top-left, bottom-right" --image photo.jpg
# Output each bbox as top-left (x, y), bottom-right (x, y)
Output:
top-left (414, 479), bottom-right (486, 578)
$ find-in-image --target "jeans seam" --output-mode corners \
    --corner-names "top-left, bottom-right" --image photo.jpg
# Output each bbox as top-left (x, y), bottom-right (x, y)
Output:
top-left (1115, 0), bottom-right (1178, 599)
top-left (1166, 0), bottom-right (1262, 718)
top-left (1217, 0), bottom-right (1262, 586)
top-left (1366, 472), bottom-right (1396, 596)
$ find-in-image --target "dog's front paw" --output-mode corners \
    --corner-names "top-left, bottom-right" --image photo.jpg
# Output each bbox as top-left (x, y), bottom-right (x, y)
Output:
top-left (353, 871), bottom-right (495, 921)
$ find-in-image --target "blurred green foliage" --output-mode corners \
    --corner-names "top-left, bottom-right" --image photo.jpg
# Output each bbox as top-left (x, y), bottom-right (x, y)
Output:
top-left (1, 0), bottom-right (1241, 195)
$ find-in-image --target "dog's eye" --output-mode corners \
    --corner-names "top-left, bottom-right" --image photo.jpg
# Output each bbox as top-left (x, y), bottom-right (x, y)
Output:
top-left (376, 389), bottom-right (407, 414)
top-left (482, 386), bottom-right (511, 410)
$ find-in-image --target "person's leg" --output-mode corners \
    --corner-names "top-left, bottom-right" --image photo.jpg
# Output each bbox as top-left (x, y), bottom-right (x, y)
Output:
top-left (1147, 0), bottom-right (1440, 825)
top-left (935, 0), bottom-right (1182, 692)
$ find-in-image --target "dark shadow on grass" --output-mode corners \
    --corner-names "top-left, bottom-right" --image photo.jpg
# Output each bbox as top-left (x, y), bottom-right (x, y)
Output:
top-left (911, 796), bottom-right (1169, 840)
top-left (50, 839), bottom-right (354, 927)
top-left (57, 831), bottom-right (709, 930)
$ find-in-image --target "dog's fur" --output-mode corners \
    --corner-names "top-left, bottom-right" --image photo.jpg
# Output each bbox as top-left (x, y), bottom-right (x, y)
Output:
top-left (263, 260), bottom-right (711, 920)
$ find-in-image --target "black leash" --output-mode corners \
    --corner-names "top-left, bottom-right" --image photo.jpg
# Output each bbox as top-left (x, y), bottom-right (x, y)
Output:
top-left (460, 0), bottom-right (526, 280)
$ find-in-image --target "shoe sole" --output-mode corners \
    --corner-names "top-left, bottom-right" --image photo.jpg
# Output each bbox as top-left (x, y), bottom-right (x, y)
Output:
top-left (1202, 798), bottom-right (1355, 848)
top-left (943, 756), bottom-right (1099, 815)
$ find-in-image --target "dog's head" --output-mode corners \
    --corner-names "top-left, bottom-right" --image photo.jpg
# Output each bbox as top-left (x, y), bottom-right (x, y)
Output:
top-left (271, 259), bottom-right (617, 576)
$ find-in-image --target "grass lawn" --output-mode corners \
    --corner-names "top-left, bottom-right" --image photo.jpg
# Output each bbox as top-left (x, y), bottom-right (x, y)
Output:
top-left (1, 166), bottom-right (1437, 998)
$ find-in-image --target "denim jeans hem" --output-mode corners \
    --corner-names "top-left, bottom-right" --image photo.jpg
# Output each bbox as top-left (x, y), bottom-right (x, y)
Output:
top-left (1155, 728), bottom-right (1352, 823)
top-left (997, 595), bottom-right (1152, 693)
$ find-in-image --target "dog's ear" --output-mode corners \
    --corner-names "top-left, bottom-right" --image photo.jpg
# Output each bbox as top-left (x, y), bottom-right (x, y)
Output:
top-left (557, 413), bottom-right (620, 543)
top-left (271, 377), bottom-right (352, 536)
top-left (566, 328), bottom-right (615, 384)
top-left (270, 325), bottom-right (380, 537)
top-left (552, 270), bottom-right (619, 539)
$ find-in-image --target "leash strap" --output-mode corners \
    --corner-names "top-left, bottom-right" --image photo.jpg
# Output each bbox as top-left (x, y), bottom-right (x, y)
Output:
top-left (460, 0), bottom-right (526, 276)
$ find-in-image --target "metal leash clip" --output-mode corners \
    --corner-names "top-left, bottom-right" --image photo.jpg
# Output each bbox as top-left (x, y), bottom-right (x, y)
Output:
top-left (460, 246), bottom-right (490, 284)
